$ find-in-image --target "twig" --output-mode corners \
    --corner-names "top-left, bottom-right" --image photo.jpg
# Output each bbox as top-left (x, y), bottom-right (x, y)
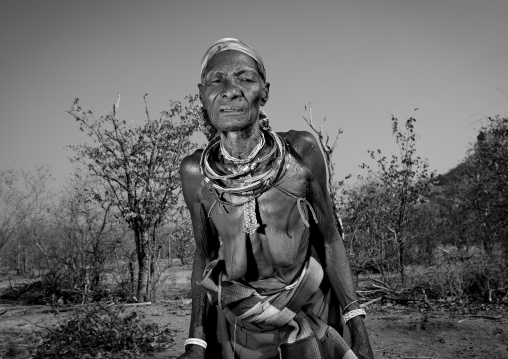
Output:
top-left (422, 289), bottom-right (434, 310)
top-left (371, 283), bottom-right (396, 292)
top-left (357, 289), bottom-right (385, 294)
top-left (360, 297), bottom-right (383, 308)
top-left (384, 296), bottom-right (411, 304)
top-left (159, 299), bottom-right (192, 304)
top-left (124, 301), bottom-right (152, 307)
top-left (9, 313), bottom-right (54, 333)
top-left (372, 278), bottom-right (391, 288)
top-left (0, 304), bottom-right (48, 312)
top-left (54, 304), bottom-right (102, 313)
top-left (458, 315), bottom-right (503, 323)
top-left (373, 344), bottom-right (402, 352)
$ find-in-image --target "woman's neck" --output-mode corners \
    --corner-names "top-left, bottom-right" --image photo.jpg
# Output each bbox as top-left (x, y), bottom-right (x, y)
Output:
top-left (220, 126), bottom-right (262, 159)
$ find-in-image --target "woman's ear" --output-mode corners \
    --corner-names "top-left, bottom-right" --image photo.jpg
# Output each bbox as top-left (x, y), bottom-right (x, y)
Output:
top-left (261, 82), bottom-right (270, 106)
top-left (197, 83), bottom-right (204, 104)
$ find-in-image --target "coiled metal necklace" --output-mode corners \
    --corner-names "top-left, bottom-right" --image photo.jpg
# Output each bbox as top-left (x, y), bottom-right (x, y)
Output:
top-left (199, 126), bottom-right (286, 234)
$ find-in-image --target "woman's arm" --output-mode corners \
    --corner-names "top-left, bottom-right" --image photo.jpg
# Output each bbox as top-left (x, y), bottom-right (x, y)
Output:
top-left (178, 154), bottom-right (220, 359)
top-left (290, 131), bottom-right (374, 359)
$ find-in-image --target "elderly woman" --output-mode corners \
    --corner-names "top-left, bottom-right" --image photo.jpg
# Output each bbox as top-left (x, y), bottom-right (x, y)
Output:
top-left (179, 38), bottom-right (373, 359)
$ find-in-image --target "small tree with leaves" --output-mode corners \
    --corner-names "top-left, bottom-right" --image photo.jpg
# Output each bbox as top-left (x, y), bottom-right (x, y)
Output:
top-left (342, 115), bottom-right (434, 285)
top-left (68, 94), bottom-right (199, 300)
top-left (462, 116), bottom-right (508, 254)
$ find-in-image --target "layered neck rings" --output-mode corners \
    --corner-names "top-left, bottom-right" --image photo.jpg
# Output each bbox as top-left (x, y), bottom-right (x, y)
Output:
top-left (199, 127), bottom-right (287, 234)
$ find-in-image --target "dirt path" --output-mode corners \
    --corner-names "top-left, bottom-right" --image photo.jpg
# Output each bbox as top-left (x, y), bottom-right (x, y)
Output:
top-left (366, 306), bottom-right (507, 359)
top-left (153, 303), bottom-right (508, 359)
top-left (1, 269), bottom-right (507, 358)
top-left (1, 301), bottom-right (506, 358)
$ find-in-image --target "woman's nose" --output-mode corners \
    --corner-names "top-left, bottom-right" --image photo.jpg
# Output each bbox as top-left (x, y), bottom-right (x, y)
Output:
top-left (221, 78), bottom-right (241, 100)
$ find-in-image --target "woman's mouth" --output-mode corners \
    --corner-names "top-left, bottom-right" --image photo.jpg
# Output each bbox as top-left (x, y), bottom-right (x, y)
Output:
top-left (219, 106), bottom-right (244, 113)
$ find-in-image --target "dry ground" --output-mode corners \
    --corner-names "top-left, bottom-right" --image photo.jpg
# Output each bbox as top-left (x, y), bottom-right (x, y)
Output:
top-left (1, 268), bottom-right (507, 359)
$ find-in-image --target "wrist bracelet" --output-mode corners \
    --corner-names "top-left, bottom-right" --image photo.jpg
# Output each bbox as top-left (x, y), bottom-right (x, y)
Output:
top-left (342, 300), bottom-right (359, 314)
top-left (185, 338), bottom-right (207, 349)
top-left (343, 308), bottom-right (366, 323)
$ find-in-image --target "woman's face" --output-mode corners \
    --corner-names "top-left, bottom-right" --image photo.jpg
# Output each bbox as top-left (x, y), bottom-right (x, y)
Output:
top-left (198, 50), bottom-right (269, 134)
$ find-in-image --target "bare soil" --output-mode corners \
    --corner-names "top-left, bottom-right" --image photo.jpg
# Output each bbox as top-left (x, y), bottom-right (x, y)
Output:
top-left (1, 269), bottom-right (507, 359)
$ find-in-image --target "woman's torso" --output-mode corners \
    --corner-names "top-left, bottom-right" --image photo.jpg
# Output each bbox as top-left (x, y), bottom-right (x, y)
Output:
top-left (204, 146), bottom-right (313, 290)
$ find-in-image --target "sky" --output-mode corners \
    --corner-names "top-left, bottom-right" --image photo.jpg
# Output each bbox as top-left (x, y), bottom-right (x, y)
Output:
top-left (1, 0), bottom-right (507, 185)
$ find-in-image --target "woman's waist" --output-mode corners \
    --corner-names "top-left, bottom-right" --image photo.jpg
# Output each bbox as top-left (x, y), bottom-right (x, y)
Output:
top-left (241, 262), bottom-right (306, 295)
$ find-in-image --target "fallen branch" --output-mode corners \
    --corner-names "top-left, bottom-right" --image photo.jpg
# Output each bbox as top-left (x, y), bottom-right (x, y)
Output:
top-left (458, 315), bottom-right (503, 323)
top-left (0, 301), bottom-right (153, 314)
top-left (124, 301), bottom-right (152, 307)
top-left (10, 312), bottom-right (54, 333)
top-left (360, 297), bottom-right (383, 308)
top-left (371, 283), bottom-right (397, 293)
top-left (373, 344), bottom-right (402, 352)
top-left (54, 303), bottom-right (114, 313)
top-left (372, 278), bottom-right (392, 288)
top-left (0, 304), bottom-right (48, 312)
top-left (384, 296), bottom-right (411, 304)
top-left (422, 289), bottom-right (434, 310)
top-left (357, 289), bottom-right (385, 294)
top-left (159, 299), bottom-right (192, 304)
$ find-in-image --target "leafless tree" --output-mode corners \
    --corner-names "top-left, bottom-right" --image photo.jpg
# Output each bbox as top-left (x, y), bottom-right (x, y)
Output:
top-left (303, 104), bottom-right (344, 237)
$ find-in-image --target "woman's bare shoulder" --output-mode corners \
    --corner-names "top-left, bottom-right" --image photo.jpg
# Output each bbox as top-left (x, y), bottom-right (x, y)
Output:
top-left (180, 149), bottom-right (203, 178)
top-left (180, 149), bottom-right (207, 202)
top-left (280, 130), bottom-right (320, 153)
top-left (279, 130), bottom-right (326, 176)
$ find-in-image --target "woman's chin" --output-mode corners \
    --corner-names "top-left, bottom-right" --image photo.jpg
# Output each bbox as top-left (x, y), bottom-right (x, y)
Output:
top-left (213, 115), bottom-right (257, 132)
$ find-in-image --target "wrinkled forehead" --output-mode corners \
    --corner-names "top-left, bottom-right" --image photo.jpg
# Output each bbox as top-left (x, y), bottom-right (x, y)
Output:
top-left (200, 38), bottom-right (266, 81)
top-left (202, 50), bottom-right (262, 78)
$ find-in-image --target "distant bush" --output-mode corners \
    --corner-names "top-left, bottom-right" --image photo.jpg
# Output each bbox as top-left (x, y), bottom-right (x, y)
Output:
top-left (405, 251), bottom-right (507, 302)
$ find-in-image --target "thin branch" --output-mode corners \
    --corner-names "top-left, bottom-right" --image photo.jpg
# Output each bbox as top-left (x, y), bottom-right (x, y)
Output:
top-left (143, 93), bottom-right (151, 121)
top-left (458, 315), bottom-right (503, 322)
top-left (373, 344), bottom-right (402, 352)
top-left (10, 313), bottom-right (55, 333)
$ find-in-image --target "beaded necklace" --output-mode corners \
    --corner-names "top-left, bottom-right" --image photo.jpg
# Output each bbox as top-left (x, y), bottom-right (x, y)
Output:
top-left (220, 131), bottom-right (265, 165)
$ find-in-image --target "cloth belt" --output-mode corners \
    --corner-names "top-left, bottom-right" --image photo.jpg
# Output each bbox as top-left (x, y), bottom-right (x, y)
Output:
top-left (200, 257), bottom-right (358, 359)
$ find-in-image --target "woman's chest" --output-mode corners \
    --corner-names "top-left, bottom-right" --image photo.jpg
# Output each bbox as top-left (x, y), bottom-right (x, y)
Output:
top-left (207, 159), bottom-right (309, 241)
top-left (205, 162), bottom-right (312, 278)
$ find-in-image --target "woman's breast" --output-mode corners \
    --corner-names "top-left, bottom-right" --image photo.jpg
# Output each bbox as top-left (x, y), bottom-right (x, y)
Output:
top-left (257, 190), bottom-right (309, 268)
top-left (210, 184), bottom-right (311, 284)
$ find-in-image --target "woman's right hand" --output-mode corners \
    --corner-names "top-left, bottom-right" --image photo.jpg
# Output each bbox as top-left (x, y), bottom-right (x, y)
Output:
top-left (176, 344), bottom-right (206, 359)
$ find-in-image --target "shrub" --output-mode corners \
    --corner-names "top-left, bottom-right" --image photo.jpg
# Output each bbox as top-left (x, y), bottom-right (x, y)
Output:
top-left (33, 303), bottom-right (174, 358)
top-left (405, 252), bottom-right (507, 301)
